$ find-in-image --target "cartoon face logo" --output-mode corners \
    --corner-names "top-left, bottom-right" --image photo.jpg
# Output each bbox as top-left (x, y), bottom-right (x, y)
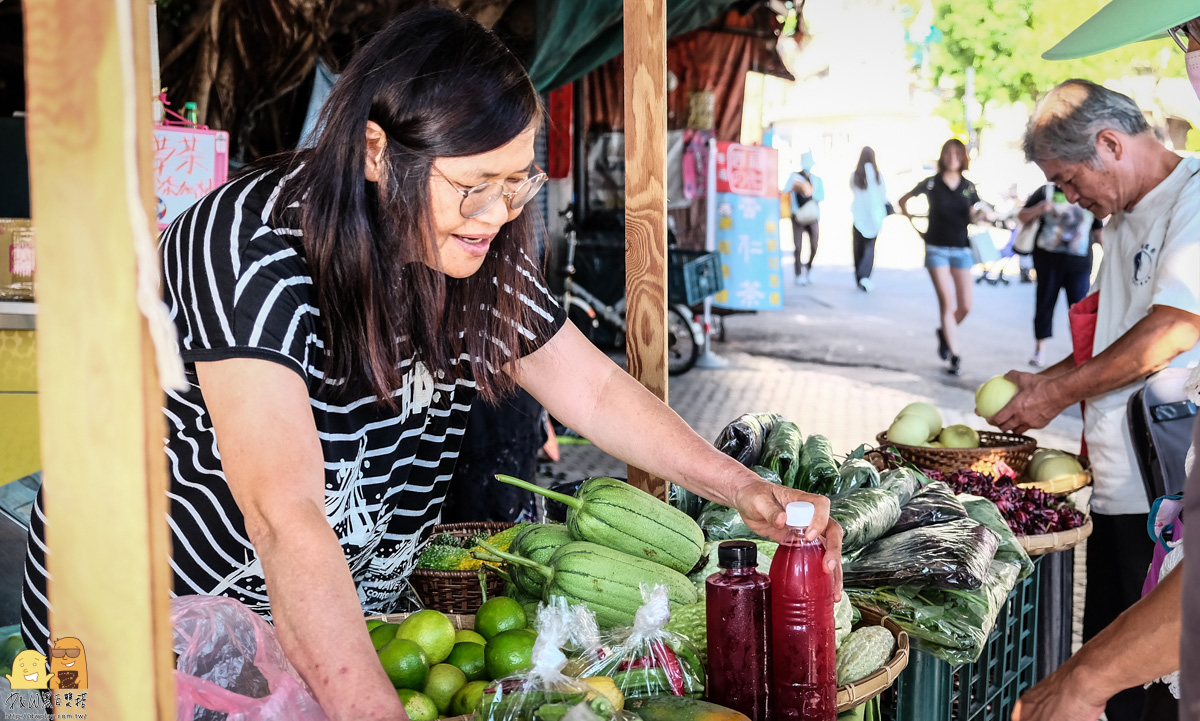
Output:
top-left (7, 649), bottom-right (50, 688)
top-left (48, 637), bottom-right (87, 690)
top-left (1132, 244), bottom-right (1158, 286)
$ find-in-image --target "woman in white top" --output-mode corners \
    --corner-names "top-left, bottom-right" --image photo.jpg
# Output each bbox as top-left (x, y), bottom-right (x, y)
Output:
top-left (849, 147), bottom-right (889, 291)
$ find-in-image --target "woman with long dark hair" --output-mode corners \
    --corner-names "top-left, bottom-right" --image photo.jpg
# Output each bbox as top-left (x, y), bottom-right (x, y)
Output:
top-left (849, 147), bottom-right (889, 291)
top-left (21, 8), bottom-right (840, 719)
top-left (898, 139), bottom-right (984, 376)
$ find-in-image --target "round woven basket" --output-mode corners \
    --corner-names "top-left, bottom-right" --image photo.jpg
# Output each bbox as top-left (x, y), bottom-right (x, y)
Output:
top-left (875, 430), bottom-right (1037, 476)
top-left (836, 608), bottom-right (910, 712)
top-left (410, 521), bottom-right (513, 615)
top-left (1017, 517), bottom-right (1094, 556)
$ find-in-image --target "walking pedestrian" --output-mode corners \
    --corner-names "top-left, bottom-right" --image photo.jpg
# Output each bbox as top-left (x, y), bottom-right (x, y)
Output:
top-left (786, 151), bottom-right (824, 285)
top-left (897, 139), bottom-right (984, 376)
top-left (849, 147), bottom-right (889, 292)
top-left (1016, 184), bottom-right (1102, 368)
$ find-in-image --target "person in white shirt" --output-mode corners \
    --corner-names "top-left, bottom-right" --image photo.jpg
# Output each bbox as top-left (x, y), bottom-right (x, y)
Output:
top-left (986, 79), bottom-right (1200, 721)
top-left (849, 146), bottom-right (889, 292)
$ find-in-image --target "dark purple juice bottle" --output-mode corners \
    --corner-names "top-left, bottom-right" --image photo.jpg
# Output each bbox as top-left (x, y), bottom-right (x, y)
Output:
top-left (706, 540), bottom-right (772, 721)
top-left (770, 502), bottom-right (836, 721)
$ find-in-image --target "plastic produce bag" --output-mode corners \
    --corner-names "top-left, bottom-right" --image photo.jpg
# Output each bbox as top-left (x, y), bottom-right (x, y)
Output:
top-left (172, 595), bottom-right (329, 721)
top-left (479, 598), bottom-right (637, 721)
top-left (833, 457), bottom-right (881, 497)
top-left (960, 495), bottom-right (1034, 581)
top-left (843, 519), bottom-right (1000, 590)
top-left (712, 413), bottom-right (783, 466)
top-left (794, 434), bottom-right (839, 493)
top-left (760, 421), bottom-right (803, 486)
top-left (830, 489), bottom-right (901, 554)
top-left (877, 468), bottom-right (925, 505)
top-left (886, 482), bottom-right (968, 535)
top-left (845, 560), bottom-right (1022, 665)
top-left (580, 586), bottom-right (706, 700)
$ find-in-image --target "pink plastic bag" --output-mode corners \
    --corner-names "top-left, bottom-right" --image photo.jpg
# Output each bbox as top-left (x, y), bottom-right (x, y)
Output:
top-left (173, 595), bottom-right (329, 721)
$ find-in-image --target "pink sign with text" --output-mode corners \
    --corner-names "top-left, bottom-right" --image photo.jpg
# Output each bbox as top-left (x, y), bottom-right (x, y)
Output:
top-left (153, 126), bottom-right (230, 230)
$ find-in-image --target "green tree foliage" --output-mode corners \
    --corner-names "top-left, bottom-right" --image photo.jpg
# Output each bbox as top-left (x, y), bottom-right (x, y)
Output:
top-left (910, 0), bottom-right (1186, 127)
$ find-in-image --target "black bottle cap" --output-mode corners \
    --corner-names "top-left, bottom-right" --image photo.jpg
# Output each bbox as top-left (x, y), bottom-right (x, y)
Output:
top-left (717, 540), bottom-right (758, 569)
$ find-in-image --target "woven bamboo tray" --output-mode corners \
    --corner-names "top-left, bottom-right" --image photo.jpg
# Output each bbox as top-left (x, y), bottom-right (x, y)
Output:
top-left (1016, 452), bottom-right (1093, 496)
top-left (410, 522), bottom-right (513, 615)
top-left (836, 608), bottom-right (910, 712)
top-left (1017, 517), bottom-right (1093, 556)
top-left (876, 430), bottom-right (1037, 476)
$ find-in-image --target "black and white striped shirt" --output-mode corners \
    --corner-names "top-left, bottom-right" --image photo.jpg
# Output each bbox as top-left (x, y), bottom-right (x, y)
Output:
top-left (21, 167), bottom-right (564, 650)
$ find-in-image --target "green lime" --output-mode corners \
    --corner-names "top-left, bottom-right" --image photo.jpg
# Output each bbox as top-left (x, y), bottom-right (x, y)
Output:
top-left (475, 597), bottom-right (528, 640)
top-left (366, 619), bottom-right (386, 631)
top-left (455, 629), bottom-right (487, 646)
top-left (377, 638), bottom-right (429, 690)
top-left (370, 622), bottom-right (399, 651)
top-left (484, 628), bottom-right (536, 680)
top-left (449, 680), bottom-right (490, 716)
top-left (423, 663), bottom-right (468, 714)
top-left (446, 641), bottom-right (487, 682)
top-left (395, 688), bottom-right (439, 721)
top-left (396, 609), bottom-right (457, 664)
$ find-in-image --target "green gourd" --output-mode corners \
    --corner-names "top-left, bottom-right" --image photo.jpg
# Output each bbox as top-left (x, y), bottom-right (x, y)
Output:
top-left (507, 523), bottom-right (574, 597)
top-left (836, 625), bottom-right (895, 685)
top-left (477, 540), bottom-right (699, 628)
top-left (496, 475), bottom-right (704, 575)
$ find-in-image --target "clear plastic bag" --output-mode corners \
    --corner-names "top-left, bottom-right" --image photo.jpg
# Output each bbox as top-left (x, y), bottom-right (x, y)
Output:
top-left (877, 467), bottom-right (925, 505)
top-left (845, 560), bottom-right (1022, 664)
top-left (960, 495), bottom-right (1034, 581)
top-left (172, 595), bottom-right (329, 721)
top-left (886, 481), bottom-right (968, 536)
top-left (713, 413), bottom-right (783, 466)
top-left (843, 518), bottom-right (999, 591)
top-left (830, 488), bottom-right (901, 554)
top-left (832, 457), bottom-right (881, 497)
top-left (579, 586), bottom-right (706, 700)
top-left (478, 598), bottom-right (637, 721)
top-left (760, 421), bottom-right (804, 486)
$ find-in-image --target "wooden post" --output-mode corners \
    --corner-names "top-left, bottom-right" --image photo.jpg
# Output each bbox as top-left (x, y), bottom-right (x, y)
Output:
top-left (25, 0), bottom-right (175, 717)
top-left (623, 0), bottom-right (669, 499)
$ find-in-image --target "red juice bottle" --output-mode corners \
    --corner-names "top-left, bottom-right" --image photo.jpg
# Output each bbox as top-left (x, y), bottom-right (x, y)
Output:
top-left (770, 501), bottom-right (836, 720)
top-left (706, 540), bottom-right (772, 721)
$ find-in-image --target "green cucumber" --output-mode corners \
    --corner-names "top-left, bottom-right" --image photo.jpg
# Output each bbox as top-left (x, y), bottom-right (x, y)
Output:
top-left (507, 523), bottom-right (574, 596)
top-left (496, 475), bottom-right (704, 575)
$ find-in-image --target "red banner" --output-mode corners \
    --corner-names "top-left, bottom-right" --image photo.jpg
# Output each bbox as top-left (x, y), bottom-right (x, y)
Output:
top-left (714, 141), bottom-right (778, 198)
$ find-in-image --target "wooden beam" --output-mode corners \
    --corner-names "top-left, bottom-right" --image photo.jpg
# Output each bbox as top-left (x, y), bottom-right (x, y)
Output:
top-left (623, 0), bottom-right (669, 500)
top-left (25, 0), bottom-right (174, 717)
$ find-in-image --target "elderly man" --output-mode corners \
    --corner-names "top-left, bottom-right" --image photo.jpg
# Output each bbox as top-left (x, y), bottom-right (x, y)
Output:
top-left (995, 79), bottom-right (1200, 721)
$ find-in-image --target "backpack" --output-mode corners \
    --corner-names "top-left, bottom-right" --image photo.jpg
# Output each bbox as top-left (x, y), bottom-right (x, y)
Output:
top-left (1127, 367), bottom-right (1198, 502)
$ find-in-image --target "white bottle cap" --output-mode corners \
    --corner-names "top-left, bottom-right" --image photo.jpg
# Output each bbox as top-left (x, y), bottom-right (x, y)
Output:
top-left (786, 501), bottom-right (816, 527)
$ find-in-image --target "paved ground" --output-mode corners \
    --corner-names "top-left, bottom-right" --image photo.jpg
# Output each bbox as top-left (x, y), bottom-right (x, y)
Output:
top-left (545, 216), bottom-right (1091, 654)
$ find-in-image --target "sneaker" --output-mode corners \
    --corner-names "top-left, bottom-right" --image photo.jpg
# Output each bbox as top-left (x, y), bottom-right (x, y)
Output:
top-left (944, 355), bottom-right (962, 376)
top-left (858, 278), bottom-right (874, 292)
top-left (936, 329), bottom-right (950, 361)
top-left (1029, 350), bottom-right (1045, 368)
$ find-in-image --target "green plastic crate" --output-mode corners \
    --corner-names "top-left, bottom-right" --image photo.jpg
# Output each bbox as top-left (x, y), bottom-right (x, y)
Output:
top-left (668, 249), bottom-right (723, 306)
top-left (882, 558), bottom-right (1041, 721)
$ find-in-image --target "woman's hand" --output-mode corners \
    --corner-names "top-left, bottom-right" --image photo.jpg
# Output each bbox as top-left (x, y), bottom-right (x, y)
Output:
top-left (729, 480), bottom-right (843, 594)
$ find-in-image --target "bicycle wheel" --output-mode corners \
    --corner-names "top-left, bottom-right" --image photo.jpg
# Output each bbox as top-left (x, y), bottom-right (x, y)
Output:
top-left (667, 306), bottom-right (700, 375)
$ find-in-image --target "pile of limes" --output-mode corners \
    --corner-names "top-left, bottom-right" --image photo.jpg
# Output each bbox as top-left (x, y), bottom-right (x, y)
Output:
top-left (368, 597), bottom-right (537, 720)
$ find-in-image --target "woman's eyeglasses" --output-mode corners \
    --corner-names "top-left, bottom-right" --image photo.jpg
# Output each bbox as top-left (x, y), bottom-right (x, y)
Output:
top-left (435, 168), bottom-right (548, 219)
top-left (1168, 18), bottom-right (1200, 52)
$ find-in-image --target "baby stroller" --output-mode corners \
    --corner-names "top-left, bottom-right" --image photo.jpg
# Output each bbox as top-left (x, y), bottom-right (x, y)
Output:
top-left (969, 221), bottom-right (1021, 286)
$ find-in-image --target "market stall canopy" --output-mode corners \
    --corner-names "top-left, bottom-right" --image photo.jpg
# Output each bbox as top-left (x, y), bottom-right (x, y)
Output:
top-left (528, 0), bottom-right (738, 91)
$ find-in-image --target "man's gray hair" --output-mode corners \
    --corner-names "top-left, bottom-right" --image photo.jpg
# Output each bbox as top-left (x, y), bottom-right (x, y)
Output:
top-left (1023, 79), bottom-right (1150, 166)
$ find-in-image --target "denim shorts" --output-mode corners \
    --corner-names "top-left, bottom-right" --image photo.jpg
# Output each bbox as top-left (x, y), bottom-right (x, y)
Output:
top-left (925, 245), bottom-right (975, 270)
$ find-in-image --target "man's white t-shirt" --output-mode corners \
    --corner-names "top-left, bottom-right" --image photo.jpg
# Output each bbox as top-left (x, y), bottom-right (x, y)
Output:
top-left (1086, 156), bottom-right (1200, 515)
